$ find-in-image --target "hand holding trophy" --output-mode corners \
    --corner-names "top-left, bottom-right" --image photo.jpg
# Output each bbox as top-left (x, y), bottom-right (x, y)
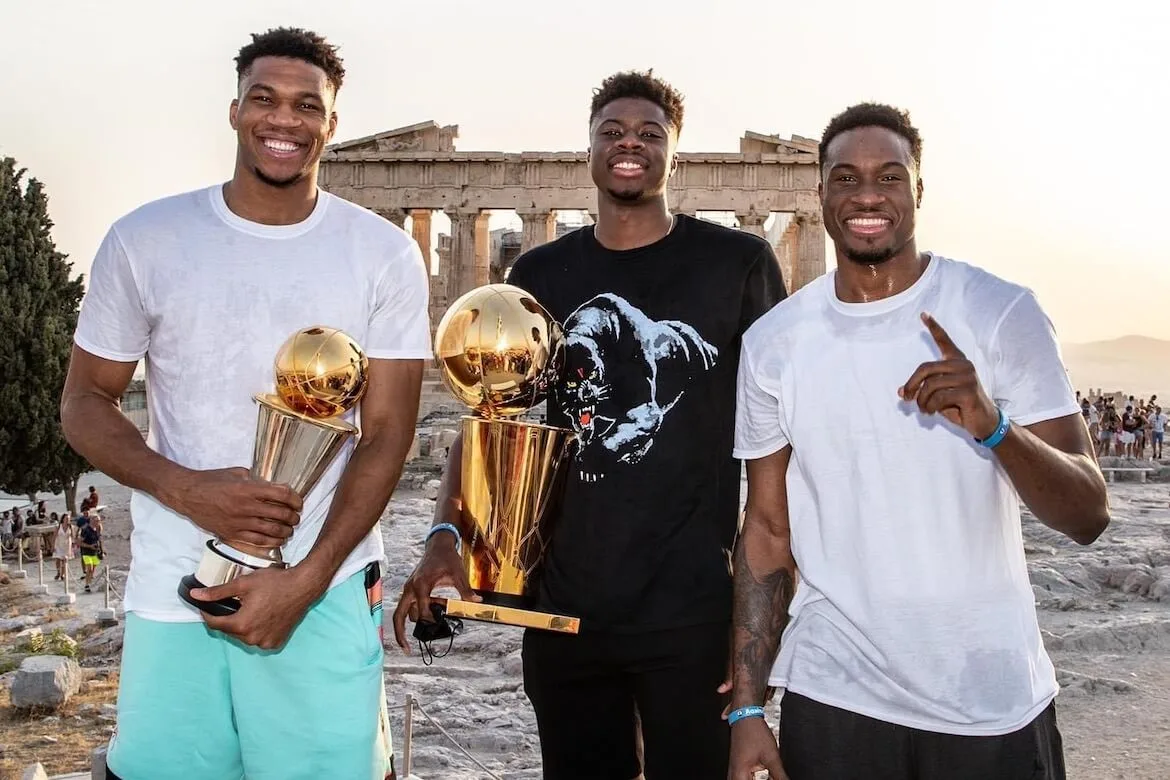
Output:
top-left (178, 326), bottom-right (368, 617)
top-left (429, 283), bottom-right (579, 634)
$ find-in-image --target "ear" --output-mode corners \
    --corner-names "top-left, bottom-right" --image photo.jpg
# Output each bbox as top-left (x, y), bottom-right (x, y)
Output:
top-left (817, 181), bottom-right (823, 201)
top-left (669, 155), bottom-right (678, 176)
top-left (916, 177), bottom-right (924, 208)
top-left (229, 99), bottom-right (239, 131)
top-left (585, 146), bottom-right (591, 164)
top-left (327, 111), bottom-right (338, 142)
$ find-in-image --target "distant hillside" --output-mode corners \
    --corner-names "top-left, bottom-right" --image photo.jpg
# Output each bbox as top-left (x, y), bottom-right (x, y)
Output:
top-left (1061, 336), bottom-right (1170, 398)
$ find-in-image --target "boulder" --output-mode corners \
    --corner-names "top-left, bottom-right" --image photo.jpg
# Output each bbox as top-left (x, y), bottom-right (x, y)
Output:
top-left (10, 655), bottom-right (83, 709)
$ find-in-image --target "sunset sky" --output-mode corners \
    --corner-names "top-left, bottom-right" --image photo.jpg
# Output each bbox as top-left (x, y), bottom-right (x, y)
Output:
top-left (2, 0), bottom-right (1166, 344)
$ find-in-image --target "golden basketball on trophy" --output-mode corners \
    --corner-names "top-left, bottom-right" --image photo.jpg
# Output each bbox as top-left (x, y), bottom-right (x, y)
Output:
top-left (432, 284), bottom-right (579, 633)
top-left (178, 326), bottom-right (369, 616)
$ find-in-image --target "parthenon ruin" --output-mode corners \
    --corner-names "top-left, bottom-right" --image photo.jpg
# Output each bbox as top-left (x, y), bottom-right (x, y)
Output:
top-left (319, 121), bottom-right (826, 333)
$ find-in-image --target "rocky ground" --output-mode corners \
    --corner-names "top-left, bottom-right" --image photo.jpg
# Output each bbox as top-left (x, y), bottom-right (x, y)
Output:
top-left (2, 457), bottom-right (1170, 779)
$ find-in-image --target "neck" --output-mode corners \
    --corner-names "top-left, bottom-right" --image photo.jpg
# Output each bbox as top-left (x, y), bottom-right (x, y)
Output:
top-left (593, 195), bottom-right (673, 251)
top-left (222, 161), bottom-right (319, 226)
top-left (833, 240), bottom-right (927, 303)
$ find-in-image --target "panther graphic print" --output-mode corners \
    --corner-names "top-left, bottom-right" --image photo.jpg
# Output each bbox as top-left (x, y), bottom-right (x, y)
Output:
top-left (555, 293), bottom-right (718, 482)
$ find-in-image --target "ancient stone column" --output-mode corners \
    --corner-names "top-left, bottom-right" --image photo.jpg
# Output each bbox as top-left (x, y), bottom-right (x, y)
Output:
top-left (779, 219), bottom-right (799, 292)
top-left (410, 209), bottom-right (432, 265)
top-left (736, 211), bottom-right (768, 238)
top-left (793, 210), bottom-right (826, 291)
top-left (376, 208), bottom-right (407, 229)
top-left (517, 208), bottom-right (558, 254)
top-left (444, 208), bottom-right (490, 298)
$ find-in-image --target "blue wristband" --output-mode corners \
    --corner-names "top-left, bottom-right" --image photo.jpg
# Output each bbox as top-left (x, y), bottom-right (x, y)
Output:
top-left (426, 523), bottom-right (463, 553)
top-left (975, 407), bottom-right (1010, 449)
top-left (727, 705), bottom-right (767, 725)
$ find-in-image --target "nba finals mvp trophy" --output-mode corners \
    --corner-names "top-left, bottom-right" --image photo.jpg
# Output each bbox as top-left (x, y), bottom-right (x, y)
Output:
top-left (179, 326), bottom-right (369, 617)
top-left (431, 283), bottom-right (579, 634)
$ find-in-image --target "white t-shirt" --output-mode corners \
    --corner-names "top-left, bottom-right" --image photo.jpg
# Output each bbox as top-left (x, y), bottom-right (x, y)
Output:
top-left (735, 254), bottom-right (1078, 736)
top-left (75, 185), bottom-right (431, 621)
top-left (1152, 414), bottom-right (1167, 434)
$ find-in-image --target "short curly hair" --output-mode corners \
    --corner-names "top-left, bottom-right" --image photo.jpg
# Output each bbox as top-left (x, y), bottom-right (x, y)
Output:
top-left (235, 27), bottom-right (346, 94)
top-left (590, 70), bottom-right (685, 132)
top-left (820, 103), bottom-right (922, 171)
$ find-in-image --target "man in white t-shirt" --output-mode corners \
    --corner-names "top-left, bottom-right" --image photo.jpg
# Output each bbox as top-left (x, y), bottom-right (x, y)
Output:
top-left (1151, 405), bottom-right (1166, 460)
top-left (61, 28), bottom-right (427, 780)
top-left (726, 103), bottom-right (1109, 780)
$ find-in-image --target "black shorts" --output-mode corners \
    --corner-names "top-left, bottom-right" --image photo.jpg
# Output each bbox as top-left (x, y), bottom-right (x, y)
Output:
top-left (779, 691), bottom-right (1066, 780)
top-left (522, 622), bottom-right (730, 780)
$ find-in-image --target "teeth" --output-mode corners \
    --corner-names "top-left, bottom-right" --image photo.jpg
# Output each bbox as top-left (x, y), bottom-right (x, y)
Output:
top-left (614, 161), bottom-right (642, 169)
top-left (264, 139), bottom-right (299, 152)
top-left (848, 217), bottom-right (888, 226)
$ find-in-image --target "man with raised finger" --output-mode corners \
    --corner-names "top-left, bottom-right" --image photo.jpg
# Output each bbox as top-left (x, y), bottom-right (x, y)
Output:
top-left (60, 27), bottom-right (427, 780)
top-left (727, 103), bottom-right (1109, 780)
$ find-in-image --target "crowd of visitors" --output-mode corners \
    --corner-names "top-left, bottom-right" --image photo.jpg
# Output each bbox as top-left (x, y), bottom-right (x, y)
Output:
top-left (0, 485), bottom-right (105, 592)
top-left (1078, 391), bottom-right (1166, 460)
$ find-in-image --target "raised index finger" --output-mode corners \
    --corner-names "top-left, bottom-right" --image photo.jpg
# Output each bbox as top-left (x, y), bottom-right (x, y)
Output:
top-left (921, 313), bottom-right (964, 359)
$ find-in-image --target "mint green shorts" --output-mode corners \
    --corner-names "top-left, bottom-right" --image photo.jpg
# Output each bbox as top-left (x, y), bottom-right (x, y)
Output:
top-left (106, 568), bottom-right (394, 780)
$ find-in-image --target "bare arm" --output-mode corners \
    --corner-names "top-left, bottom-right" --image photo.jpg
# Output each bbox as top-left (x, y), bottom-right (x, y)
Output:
top-left (730, 446), bottom-right (797, 709)
top-left (60, 345), bottom-right (189, 500)
top-left (994, 414), bottom-right (1109, 545)
top-left (298, 357), bottom-right (423, 591)
top-left (60, 346), bottom-right (301, 548)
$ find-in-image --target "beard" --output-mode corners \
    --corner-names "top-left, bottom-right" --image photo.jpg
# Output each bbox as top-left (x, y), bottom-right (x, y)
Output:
top-left (841, 245), bottom-right (898, 265)
top-left (605, 185), bottom-right (645, 202)
top-left (253, 165), bottom-right (306, 189)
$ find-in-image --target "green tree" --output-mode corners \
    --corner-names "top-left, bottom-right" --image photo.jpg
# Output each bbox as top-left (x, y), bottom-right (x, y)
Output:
top-left (0, 156), bottom-right (91, 512)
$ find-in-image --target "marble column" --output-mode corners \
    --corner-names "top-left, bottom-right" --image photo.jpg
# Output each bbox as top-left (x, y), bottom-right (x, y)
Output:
top-left (410, 209), bottom-right (432, 265)
top-left (444, 208), bottom-right (490, 298)
top-left (779, 219), bottom-right (799, 292)
top-left (793, 210), bottom-right (826, 291)
top-left (736, 211), bottom-right (768, 238)
top-left (517, 208), bottom-right (558, 254)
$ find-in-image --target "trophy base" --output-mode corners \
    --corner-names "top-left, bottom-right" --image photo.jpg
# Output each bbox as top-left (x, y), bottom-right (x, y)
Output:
top-left (178, 539), bottom-right (286, 618)
top-left (436, 597), bottom-right (580, 634)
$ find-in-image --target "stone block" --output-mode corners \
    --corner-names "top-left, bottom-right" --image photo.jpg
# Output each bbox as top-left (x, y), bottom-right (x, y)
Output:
top-left (90, 744), bottom-right (108, 779)
top-left (56, 592), bottom-right (76, 605)
top-left (10, 655), bottom-right (83, 709)
top-left (96, 607), bottom-right (119, 625)
top-left (423, 479), bottom-right (442, 500)
top-left (20, 763), bottom-right (48, 780)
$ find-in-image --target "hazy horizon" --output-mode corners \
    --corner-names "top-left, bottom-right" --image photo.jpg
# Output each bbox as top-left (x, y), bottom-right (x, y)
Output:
top-left (3, 0), bottom-right (1168, 346)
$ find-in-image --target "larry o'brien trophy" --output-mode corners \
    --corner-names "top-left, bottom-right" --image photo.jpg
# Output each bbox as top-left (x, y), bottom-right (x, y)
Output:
top-left (432, 283), bottom-right (579, 634)
top-left (178, 326), bottom-right (369, 617)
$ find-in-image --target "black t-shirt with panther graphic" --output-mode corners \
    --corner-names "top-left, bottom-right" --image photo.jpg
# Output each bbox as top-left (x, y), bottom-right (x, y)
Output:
top-left (505, 215), bottom-right (787, 633)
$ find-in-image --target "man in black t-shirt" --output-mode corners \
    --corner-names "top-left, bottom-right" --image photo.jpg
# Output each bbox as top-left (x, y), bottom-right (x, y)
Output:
top-left (393, 70), bottom-right (786, 779)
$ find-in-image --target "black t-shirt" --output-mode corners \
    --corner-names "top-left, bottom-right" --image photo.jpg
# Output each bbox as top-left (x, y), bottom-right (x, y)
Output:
top-left (505, 215), bottom-right (786, 633)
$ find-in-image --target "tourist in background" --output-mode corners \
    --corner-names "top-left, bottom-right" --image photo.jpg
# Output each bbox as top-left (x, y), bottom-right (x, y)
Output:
top-left (395, 70), bottom-right (786, 779)
top-left (51, 513), bottom-right (74, 580)
top-left (728, 103), bottom-right (1109, 780)
top-left (61, 27), bottom-right (425, 780)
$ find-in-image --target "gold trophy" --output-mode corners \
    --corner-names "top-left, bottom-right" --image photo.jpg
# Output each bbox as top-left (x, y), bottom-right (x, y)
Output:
top-left (178, 326), bottom-right (369, 617)
top-left (432, 284), bottom-right (579, 633)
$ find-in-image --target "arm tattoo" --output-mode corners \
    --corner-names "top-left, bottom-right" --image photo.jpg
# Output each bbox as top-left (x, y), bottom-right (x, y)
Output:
top-left (732, 541), bottom-right (796, 703)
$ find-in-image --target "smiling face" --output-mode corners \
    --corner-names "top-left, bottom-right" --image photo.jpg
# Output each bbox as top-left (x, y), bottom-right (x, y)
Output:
top-left (820, 125), bottom-right (923, 266)
top-left (588, 97), bottom-right (677, 203)
top-left (230, 55), bottom-right (337, 189)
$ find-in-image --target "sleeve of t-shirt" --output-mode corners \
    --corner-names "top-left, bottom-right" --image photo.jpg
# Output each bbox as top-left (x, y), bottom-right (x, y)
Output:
top-left (73, 226), bottom-right (150, 362)
top-left (739, 245), bottom-right (788, 336)
top-left (733, 342), bottom-right (788, 459)
top-left (990, 289), bottom-right (1080, 426)
top-left (365, 240), bottom-right (432, 360)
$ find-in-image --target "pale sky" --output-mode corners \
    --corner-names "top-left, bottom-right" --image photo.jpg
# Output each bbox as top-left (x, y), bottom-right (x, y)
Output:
top-left (2, 0), bottom-right (1167, 344)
